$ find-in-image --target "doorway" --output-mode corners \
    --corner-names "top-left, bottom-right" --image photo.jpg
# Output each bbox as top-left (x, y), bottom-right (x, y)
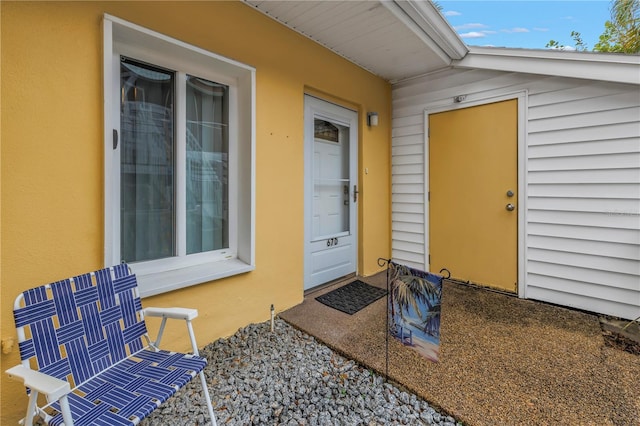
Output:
top-left (304, 96), bottom-right (358, 290)
top-left (428, 99), bottom-right (518, 293)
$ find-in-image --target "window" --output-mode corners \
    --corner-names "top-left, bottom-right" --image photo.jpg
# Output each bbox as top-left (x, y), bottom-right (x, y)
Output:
top-left (120, 60), bottom-right (177, 263)
top-left (104, 15), bottom-right (255, 297)
top-left (314, 119), bottom-right (339, 142)
top-left (184, 76), bottom-right (230, 255)
top-left (120, 61), bottom-right (230, 261)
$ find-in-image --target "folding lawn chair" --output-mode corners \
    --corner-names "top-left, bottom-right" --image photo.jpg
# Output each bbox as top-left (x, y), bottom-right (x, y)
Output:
top-left (5, 264), bottom-right (217, 426)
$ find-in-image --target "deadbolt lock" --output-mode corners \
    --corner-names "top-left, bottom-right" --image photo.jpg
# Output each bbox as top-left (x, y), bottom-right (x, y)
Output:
top-left (506, 190), bottom-right (514, 197)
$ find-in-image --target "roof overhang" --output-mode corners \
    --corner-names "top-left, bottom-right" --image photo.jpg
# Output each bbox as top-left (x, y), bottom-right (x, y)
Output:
top-left (380, 0), bottom-right (467, 63)
top-left (457, 46), bottom-right (640, 85)
top-left (245, 1), bottom-right (639, 86)
top-left (245, 0), bottom-right (467, 82)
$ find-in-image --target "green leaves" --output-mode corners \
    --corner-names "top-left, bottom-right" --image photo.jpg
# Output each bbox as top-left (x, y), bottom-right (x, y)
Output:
top-left (547, 0), bottom-right (639, 53)
top-left (593, 0), bottom-right (640, 54)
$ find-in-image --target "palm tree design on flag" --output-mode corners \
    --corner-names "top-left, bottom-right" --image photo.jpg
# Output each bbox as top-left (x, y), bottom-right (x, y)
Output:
top-left (389, 262), bottom-right (443, 362)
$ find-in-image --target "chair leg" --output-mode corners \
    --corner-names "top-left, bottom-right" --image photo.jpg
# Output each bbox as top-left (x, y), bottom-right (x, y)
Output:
top-left (25, 391), bottom-right (38, 425)
top-left (185, 320), bottom-right (216, 425)
top-left (199, 371), bottom-right (216, 426)
top-left (58, 394), bottom-right (75, 426)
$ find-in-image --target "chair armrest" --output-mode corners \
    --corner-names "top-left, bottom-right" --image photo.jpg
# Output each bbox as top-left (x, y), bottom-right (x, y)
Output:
top-left (143, 307), bottom-right (198, 321)
top-left (6, 365), bottom-right (70, 402)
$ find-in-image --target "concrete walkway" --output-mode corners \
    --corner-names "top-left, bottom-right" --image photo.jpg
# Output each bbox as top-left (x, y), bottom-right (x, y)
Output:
top-left (280, 272), bottom-right (640, 425)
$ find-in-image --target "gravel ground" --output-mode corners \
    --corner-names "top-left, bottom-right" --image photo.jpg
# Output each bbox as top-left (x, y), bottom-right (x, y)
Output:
top-left (142, 319), bottom-right (459, 426)
top-left (280, 275), bottom-right (640, 425)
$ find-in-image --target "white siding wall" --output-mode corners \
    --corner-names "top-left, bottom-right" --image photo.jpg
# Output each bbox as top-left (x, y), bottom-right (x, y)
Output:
top-left (392, 68), bottom-right (640, 320)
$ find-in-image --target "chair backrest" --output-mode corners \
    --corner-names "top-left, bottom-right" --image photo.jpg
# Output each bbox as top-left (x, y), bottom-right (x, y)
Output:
top-left (13, 264), bottom-right (149, 388)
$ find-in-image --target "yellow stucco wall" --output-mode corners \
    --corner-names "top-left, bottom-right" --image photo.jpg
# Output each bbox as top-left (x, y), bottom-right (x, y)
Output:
top-left (1, 1), bottom-right (390, 421)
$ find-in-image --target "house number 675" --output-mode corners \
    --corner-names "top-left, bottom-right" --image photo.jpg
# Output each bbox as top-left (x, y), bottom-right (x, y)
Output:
top-left (326, 238), bottom-right (338, 247)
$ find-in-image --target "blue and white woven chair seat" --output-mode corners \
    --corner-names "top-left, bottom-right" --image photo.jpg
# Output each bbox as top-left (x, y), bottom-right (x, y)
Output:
top-left (46, 349), bottom-right (206, 426)
top-left (5, 264), bottom-right (217, 426)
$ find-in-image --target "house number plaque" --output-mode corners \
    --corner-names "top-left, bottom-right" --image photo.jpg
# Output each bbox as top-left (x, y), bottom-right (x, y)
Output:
top-left (326, 238), bottom-right (339, 247)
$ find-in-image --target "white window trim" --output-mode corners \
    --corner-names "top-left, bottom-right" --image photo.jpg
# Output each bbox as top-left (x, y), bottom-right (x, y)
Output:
top-left (103, 14), bottom-right (255, 297)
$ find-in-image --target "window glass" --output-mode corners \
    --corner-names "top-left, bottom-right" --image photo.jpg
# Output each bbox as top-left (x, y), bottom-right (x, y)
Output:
top-left (120, 59), bottom-right (175, 262)
top-left (312, 118), bottom-right (350, 239)
top-left (186, 76), bottom-right (229, 254)
top-left (314, 119), bottom-right (339, 142)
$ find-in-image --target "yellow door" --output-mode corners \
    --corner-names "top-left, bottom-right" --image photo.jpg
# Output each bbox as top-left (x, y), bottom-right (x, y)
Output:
top-left (429, 99), bottom-right (518, 293)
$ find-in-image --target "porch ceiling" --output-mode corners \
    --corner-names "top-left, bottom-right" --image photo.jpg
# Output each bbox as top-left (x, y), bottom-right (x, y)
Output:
top-left (244, 0), bottom-right (468, 83)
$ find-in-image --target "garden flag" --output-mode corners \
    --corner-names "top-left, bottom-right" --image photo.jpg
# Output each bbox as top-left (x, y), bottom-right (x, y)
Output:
top-left (388, 262), bottom-right (443, 362)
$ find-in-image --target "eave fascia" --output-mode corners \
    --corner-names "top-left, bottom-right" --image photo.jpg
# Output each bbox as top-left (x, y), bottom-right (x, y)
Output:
top-left (456, 46), bottom-right (640, 85)
top-left (394, 0), bottom-right (468, 59)
top-left (381, 0), bottom-right (468, 65)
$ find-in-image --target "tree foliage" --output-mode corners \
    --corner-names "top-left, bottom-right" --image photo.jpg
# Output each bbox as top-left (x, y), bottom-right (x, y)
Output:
top-left (546, 31), bottom-right (588, 51)
top-left (547, 0), bottom-right (639, 53)
top-left (594, 0), bottom-right (640, 53)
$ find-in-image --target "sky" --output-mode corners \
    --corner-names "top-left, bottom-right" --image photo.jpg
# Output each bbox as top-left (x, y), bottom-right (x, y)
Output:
top-left (439, 1), bottom-right (614, 50)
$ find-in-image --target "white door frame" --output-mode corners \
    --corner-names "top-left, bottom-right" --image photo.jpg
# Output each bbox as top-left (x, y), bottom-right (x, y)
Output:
top-left (424, 90), bottom-right (528, 298)
top-left (304, 95), bottom-right (358, 290)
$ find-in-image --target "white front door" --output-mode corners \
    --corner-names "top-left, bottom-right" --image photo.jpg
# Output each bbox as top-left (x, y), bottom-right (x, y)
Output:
top-left (304, 96), bottom-right (358, 290)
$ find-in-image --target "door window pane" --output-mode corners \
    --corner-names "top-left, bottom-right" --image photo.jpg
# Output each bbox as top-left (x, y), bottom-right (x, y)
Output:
top-left (186, 76), bottom-right (229, 254)
top-left (314, 119), bottom-right (339, 142)
top-left (120, 59), bottom-right (175, 262)
top-left (312, 119), bottom-right (350, 239)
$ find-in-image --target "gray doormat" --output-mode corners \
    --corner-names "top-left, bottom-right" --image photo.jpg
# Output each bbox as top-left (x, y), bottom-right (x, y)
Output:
top-left (315, 280), bottom-right (387, 315)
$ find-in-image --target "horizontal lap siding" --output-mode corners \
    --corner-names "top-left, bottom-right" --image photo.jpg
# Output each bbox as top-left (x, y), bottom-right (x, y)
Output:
top-left (391, 112), bottom-right (425, 268)
top-left (527, 80), bottom-right (640, 319)
top-left (392, 68), bottom-right (640, 319)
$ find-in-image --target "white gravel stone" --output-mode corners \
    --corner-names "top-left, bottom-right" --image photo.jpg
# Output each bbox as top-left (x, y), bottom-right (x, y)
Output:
top-left (141, 319), bottom-right (461, 426)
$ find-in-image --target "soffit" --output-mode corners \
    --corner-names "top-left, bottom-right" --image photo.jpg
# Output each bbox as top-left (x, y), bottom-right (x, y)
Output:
top-left (244, 0), bottom-right (467, 83)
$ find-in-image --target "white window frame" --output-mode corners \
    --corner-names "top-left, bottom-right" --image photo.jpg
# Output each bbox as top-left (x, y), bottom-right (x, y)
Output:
top-left (103, 15), bottom-right (255, 297)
